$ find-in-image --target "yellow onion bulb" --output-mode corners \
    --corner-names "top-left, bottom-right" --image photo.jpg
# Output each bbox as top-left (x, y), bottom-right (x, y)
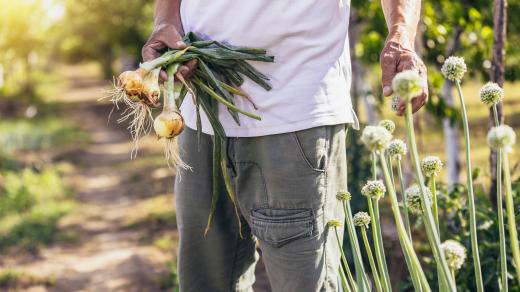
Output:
top-left (153, 111), bottom-right (185, 139)
top-left (118, 69), bottom-right (145, 96)
top-left (141, 68), bottom-right (161, 106)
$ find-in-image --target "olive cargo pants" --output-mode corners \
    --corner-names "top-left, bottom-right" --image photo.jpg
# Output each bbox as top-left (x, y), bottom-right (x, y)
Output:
top-left (175, 124), bottom-right (348, 292)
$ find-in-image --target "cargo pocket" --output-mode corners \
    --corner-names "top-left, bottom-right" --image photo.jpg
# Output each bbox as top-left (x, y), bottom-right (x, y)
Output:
top-left (250, 208), bottom-right (316, 248)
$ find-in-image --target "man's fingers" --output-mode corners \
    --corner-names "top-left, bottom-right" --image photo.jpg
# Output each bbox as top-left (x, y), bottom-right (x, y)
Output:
top-left (142, 46), bottom-right (161, 62)
top-left (380, 51), bottom-right (398, 96)
top-left (178, 59), bottom-right (198, 79)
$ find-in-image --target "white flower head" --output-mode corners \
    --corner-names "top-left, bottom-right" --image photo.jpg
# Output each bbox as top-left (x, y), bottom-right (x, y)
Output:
top-left (336, 191), bottom-right (352, 201)
top-left (391, 96), bottom-right (401, 112)
top-left (361, 180), bottom-right (386, 200)
top-left (405, 184), bottom-right (432, 214)
top-left (441, 56), bottom-right (467, 82)
top-left (479, 82), bottom-right (504, 106)
top-left (353, 212), bottom-right (371, 228)
top-left (379, 119), bottom-right (396, 134)
top-left (421, 156), bottom-right (443, 177)
top-left (361, 126), bottom-right (393, 152)
top-left (487, 125), bottom-right (516, 153)
top-left (386, 139), bottom-right (407, 159)
top-left (392, 70), bottom-right (424, 99)
top-left (441, 240), bottom-right (467, 271)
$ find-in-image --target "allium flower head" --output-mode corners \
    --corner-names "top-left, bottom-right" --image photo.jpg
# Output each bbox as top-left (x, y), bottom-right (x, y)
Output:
top-left (386, 139), bottom-right (407, 159)
top-left (479, 82), bottom-right (504, 106)
top-left (379, 119), bottom-right (396, 134)
top-left (421, 156), bottom-right (443, 177)
top-left (336, 191), bottom-right (352, 201)
top-left (392, 70), bottom-right (424, 99)
top-left (441, 240), bottom-right (467, 271)
top-left (391, 96), bottom-right (401, 112)
top-left (327, 219), bottom-right (343, 228)
top-left (487, 125), bottom-right (516, 153)
top-left (361, 126), bottom-right (392, 152)
top-left (361, 180), bottom-right (386, 200)
top-left (441, 56), bottom-right (467, 82)
top-left (405, 184), bottom-right (432, 214)
top-left (353, 212), bottom-right (371, 228)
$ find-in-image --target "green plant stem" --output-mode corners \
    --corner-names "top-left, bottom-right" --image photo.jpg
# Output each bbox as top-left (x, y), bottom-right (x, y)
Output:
top-left (192, 78), bottom-right (261, 120)
top-left (396, 159), bottom-right (412, 240)
top-left (493, 104), bottom-right (508, 291)
top-left (430, 177), bottom-right (446, 292)
top-left (455, 81), bottom-right (484, 292)
top-left (368, 199), bottom-right (392, 292)
top-left (339, 266), bottom-right (352, 292)
top-left (502, 152), bottom-right (520, 281)
top-left (378, 152), bottom-right (430, 291)
top-left (371, 151), bottom-right (392, 292)
top-left (334, 227), bottom-right (357, 292)
top-left (429, 178), bottom-right (439, 235)
top-left (140, 47), bottom-right (190, 71)
top-left (360, 227), bottom-right (384, 292)
top-left (404, 101), bottom-right (455, 291)
top-left (342, 201), bottom-right (371, 291)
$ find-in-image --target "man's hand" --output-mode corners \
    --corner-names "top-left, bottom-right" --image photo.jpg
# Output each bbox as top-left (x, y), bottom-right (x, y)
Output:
top-left (380, 36), bottom-right (428, 116)
top-left (142, 23), bottom-right (197, 82)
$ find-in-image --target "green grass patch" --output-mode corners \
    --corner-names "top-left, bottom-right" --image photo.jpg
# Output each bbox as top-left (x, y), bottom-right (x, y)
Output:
top-left (0, 269), bottom-right (55, 290)
top-left (0, 167), bottom-right (76, 253)
top-left (0, 117), bottom-right (87, 153)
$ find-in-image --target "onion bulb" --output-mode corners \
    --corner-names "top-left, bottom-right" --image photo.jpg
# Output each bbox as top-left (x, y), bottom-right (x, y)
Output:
top-left (155, 64), bottom-right (189, 170)
top-left (153, 110), bottom-right (184, 139)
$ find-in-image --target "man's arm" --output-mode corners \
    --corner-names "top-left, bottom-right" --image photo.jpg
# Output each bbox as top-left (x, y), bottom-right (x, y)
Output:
top-left (142, 0), bottom-right (196, 80)
top-left (380, 0), bottom-right (428, 115)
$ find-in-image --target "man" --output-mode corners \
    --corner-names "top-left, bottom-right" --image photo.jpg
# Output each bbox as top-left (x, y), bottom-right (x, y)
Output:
top-left (142, 1), bottom-right (427, 291)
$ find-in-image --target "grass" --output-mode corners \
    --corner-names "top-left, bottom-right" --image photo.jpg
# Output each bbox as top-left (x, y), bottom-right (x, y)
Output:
top-left (0, 166), bottom-right (77, 253)
top-left (0, 269), bottom-right (55, 290)
top-left (0, 117), bottom-right (87, 153)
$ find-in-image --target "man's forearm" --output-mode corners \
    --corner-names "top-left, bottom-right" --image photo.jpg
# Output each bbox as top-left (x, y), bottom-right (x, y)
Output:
top-left (381, 0), bottom-right (421, 45)
top-left (154, 0), bottom-right (183, 31)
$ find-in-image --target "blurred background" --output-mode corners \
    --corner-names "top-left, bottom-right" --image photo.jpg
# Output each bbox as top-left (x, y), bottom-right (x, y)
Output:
top-left (0, 0), bottom-right (519, 291)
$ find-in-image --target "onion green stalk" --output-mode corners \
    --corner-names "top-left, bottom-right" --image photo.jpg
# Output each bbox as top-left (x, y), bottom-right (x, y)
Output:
top-left (338, 192), bottom-right (371, 292)
top-left (395, 159), bottom-right (412, 239)
top-left (327, 219), bottom-right (357, 292)
top-left (454, 81), bottom-right (484, 291)
top-left (492, 104), bottom-right (507, 291)
top-left (357, 223), bottom-right (383, 292)
top-left (377, 152), bottom-right (430, 291)
top-left (502, 147), bottom-right (520, 282)
top-left (404, 102), bottom-right (456, 291)
top-left (369, 153), bottom-right (392, 292)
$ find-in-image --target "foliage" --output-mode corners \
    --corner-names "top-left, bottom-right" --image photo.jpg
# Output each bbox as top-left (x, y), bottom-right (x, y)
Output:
top-left (0, 166), bottom-right (75, 252)
top-left (59, 0), bottom-right (154, 77)
top-left (399, 175), bottom-right (520, 291)
top-left (0, 118), bottom-right (86, 153)
top-left (159, 261), bottom-right (179, 292)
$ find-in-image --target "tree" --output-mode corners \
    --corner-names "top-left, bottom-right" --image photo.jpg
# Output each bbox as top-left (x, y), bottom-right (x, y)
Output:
top-left (59, 0), bottom-right (153, 78)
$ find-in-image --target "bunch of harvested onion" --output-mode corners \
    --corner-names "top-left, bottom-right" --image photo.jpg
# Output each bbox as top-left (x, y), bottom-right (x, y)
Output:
top-left (104, 32), bottom-right (273, 234)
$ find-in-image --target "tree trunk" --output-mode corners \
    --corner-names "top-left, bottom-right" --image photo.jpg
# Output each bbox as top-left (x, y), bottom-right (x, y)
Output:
top-left (442, 81), bottom-right (461, 186)
top-left (490, 0), bottom-right (507, 207)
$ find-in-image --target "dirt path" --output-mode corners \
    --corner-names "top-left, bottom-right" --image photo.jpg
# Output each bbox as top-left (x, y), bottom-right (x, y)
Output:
top-left (1, 65), bottom-right (270, 292)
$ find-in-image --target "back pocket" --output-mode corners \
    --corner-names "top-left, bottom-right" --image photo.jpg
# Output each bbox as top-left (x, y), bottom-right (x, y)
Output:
top-left (250, 208), bottom-right (316, 248)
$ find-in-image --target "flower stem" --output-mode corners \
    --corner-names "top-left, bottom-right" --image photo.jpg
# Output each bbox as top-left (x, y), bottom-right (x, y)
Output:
top-left (493, 104), bottom-right (508, 291)
top-left (396, 159), bottom-right (412, 240)
top-left (455, 81), bottom-right (484, 292)
top-left (404, 101), bottom-right (455, 291)
top-left (378, 152), bottom-right (430, 291)
top-left (429, 178), bottom-right (439, 235)
top-left (339, 266), bottom-right (352, 292)
top-left (342, 201), bottom-right (371, 291)
top-left (369, 199), bottom-right (392, 292)
top-left (502, 152), bottom-right (520, 281)
top-left (371, 151), bottom-right (392, 292)
top-left (335, 227), bottom-right (357, 292)
top-left (360, 227), bottom-right (384, 292)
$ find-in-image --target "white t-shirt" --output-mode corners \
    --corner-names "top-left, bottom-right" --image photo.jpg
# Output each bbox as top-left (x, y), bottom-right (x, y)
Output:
top-left (179, 0), bottom-right (358, 137)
